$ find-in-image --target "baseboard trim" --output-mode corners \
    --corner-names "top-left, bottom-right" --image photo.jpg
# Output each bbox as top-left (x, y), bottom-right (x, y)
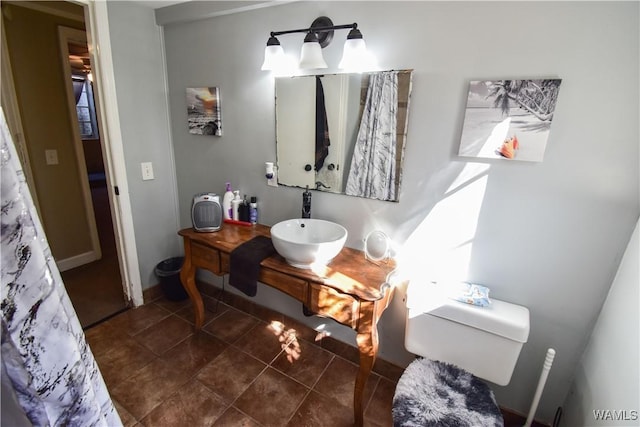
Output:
top-left (57, 251), bottom-right (99, 272)
top-left (501, 406), bottom-right (551, 427)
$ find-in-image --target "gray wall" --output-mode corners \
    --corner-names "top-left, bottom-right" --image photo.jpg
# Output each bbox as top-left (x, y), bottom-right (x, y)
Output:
top-left (107, 1), bottom-right (181, 287)
top-left (3, 4), bottom-right (92, 261)
top-left (157, 1), bottom-right (638, 423)
top-left (561, 220), bottom-right (639, 426)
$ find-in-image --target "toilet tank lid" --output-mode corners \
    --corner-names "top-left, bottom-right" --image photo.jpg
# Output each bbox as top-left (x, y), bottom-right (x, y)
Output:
top-left (406, 281), bottom-right (530, 343)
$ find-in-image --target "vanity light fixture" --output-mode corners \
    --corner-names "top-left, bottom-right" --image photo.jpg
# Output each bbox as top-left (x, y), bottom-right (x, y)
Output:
top-left (261, 16), bottom-right (373, 72)
top-left (298, 30), bottom-right (328, 69)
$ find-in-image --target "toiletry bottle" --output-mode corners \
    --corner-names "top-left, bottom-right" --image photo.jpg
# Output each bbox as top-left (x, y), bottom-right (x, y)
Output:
top-left (231, 190), bottom-right (241, 221)
top-left (250, 197), bottom-right (258, 224)
top-left (222, 182), bottom-right (234, 220)
top-left (239, 195), bottom-right (250, 222)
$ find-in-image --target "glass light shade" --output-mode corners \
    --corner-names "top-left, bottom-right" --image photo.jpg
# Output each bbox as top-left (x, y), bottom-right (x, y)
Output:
top-left (299, 41), bottom-right (327, 69)
top-left (339, 38), bottom-right (372, 71)
top-left (261, 44), bottom-right (286, 71)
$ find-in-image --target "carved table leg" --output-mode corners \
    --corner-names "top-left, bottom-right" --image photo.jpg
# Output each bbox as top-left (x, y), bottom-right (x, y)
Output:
top-left (354, 325), bottom-right (378, 426)
top-left (180, 242), bottom-right (204, 329)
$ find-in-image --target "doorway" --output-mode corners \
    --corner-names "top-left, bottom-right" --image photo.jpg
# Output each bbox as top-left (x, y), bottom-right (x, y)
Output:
top-left (1, 2), bottom-right (128, 327)
top-left (57, 25), bottom-right (128, 327)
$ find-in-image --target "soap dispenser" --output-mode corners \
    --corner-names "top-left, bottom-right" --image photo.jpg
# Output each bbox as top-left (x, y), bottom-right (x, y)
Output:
top-left (231, 190), bottom-right (241, 221)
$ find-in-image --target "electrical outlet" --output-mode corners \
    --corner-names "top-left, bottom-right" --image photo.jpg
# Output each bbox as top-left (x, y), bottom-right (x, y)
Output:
top-left (141, 162), bottom-right (154, 180)
top-left (45, 149), bottom-right (58, 165)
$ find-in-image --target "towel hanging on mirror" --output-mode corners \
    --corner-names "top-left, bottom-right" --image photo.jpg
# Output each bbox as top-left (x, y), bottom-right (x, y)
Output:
top-left (315, 76), bottom-right (331, 172)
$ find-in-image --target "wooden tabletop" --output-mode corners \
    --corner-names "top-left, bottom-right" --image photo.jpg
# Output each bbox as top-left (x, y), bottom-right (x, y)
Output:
top-left (178, 224), bottom-right (397, 301)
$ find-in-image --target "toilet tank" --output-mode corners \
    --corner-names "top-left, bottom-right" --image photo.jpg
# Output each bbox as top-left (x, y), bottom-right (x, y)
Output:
top-left (405, 281), bottom-right (529, 386)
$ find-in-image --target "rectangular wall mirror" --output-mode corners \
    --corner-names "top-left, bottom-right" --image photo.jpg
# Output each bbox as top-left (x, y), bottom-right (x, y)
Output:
top-left (275, 69), bottom-right (413, 202)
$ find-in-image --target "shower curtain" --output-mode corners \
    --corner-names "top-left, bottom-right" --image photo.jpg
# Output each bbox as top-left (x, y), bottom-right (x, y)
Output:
top-left (345, 70), bottom-right (398, 200)
top-left (0, 108), bottom-right (122, 426)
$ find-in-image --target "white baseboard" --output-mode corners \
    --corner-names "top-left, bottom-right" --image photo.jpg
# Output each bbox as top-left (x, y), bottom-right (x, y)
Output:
top-left (57, 251), bottom-right (100, 272)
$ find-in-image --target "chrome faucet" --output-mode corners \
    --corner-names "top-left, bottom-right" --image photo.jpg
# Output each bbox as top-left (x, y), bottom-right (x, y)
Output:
top-left (315, 181), bottom-right (330, 190)
top-left (302, 186), bottom-right (311, 218)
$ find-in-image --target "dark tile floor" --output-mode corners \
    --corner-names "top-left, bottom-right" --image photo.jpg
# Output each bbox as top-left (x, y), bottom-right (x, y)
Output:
top-left (62, 185), bottom-right (127, 328)
top-left (86, 294), bottom-right (396, 426)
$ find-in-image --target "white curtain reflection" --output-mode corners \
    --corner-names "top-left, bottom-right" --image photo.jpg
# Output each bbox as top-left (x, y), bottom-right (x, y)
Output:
top-left (345, 71), bottom-right (398, 200)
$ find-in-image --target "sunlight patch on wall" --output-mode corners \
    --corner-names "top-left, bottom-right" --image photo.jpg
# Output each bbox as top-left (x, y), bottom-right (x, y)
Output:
top-left (397, 163), bottom-right (490, 284)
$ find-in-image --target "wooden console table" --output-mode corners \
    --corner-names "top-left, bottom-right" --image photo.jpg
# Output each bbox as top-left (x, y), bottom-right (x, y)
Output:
top-left (178, 224), bottom-right (397, 426)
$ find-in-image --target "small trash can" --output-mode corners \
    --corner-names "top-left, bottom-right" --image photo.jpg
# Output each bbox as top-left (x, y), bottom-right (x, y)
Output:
top-left (154, 257), bottom-right (188, 301)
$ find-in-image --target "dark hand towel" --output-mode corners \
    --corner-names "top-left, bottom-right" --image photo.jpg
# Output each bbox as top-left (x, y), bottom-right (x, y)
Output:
top-left (315, 76), bottom-right (331, 172)
top-left (229, 236), bottom-right (275, 297)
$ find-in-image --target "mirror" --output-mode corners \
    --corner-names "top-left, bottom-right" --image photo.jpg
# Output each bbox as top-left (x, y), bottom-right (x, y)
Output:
top-left (275, 70), bottom-right (412, 202)
top-left (364, 230), bottom-right (390, 262)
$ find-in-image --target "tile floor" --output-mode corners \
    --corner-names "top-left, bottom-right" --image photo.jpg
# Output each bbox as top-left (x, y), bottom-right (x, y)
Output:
top-left (86, 293), bottom-right (397, 426)
top-left (63, 185), bottom-right (127, 328)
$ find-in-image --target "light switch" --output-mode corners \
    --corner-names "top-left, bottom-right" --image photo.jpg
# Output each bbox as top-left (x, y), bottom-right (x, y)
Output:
top-left (141, 162), bottom-right (154, 180)
top-left (45, 149), bottom-right (58, 165)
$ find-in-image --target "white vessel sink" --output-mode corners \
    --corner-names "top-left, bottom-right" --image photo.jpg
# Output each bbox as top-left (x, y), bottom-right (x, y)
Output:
top-left (271, 219), bottom-right (348, 269)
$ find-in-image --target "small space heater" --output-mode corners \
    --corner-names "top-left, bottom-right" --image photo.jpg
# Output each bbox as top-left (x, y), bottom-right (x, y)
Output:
top-left (191, 193), bottom-right (222, 232)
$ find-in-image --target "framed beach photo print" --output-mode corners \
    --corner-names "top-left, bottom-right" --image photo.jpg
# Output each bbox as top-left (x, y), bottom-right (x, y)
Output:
top-left (186, 87), bottom-right (222, 136)
top-left (458, 79), bottom-right (562, 162)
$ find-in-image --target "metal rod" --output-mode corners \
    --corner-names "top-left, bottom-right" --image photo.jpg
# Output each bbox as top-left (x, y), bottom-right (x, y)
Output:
top-left (524, 348), bottom-right (556, 427)
top-left (271, 23), bottom-right (356, 37)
